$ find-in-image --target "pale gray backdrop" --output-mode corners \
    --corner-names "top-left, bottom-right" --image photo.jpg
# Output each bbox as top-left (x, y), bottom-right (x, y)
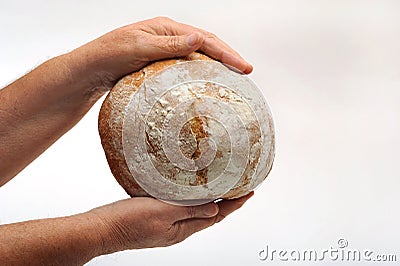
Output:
top-left (1, 1), bottom-right (400, 265)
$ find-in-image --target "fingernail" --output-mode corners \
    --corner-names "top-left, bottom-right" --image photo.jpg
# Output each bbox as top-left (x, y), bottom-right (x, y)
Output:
top-left (203, 203), bottom-right (219, 217)
top-left (187, 33), bottom-right (199, 46)
top-left (244, 64), bottom-right (253, 74)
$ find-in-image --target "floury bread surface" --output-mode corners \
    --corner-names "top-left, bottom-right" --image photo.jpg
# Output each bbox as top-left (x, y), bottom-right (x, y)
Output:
top-left (98, 52), bottom-right (275, 202)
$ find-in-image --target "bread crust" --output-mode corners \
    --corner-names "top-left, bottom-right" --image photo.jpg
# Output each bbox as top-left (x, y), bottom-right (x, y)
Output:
top-left (98, 53), bottom-right (212, 197)
top-left (99, 52), bottom-right (275, 200)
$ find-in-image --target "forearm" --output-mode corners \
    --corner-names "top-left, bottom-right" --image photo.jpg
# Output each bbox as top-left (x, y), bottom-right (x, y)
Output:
top-left (0, 212), bottom-right (106, 265)
top-left (0, 51), bottom-right (107, 185)
top-left (0, 17), bottom-right (252, 186)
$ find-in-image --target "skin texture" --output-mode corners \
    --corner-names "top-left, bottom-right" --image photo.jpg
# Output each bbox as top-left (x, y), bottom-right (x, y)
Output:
top-left (0, 17), bottom-right (254, 265)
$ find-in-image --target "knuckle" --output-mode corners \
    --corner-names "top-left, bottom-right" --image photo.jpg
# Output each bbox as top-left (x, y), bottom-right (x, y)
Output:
top-left (167, 36), bottom-right (183, 53)
top-left (216, 49), bottom-right (227, 62)
top-left (186, 206), bottom-right (196, 218)
top-left (206, 32), bottom-right (218, 40)
top-left (155, 16), bottom-right (172, 23)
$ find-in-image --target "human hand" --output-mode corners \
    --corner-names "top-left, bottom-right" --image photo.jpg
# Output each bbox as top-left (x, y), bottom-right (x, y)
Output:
top-left (89, 192), bottom-right (254, 254)
top-left (68, 16), bottom-right (253, 95)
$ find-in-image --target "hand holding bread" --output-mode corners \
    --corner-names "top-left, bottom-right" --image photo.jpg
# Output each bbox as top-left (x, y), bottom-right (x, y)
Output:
top-left (0, 16), bottom-right (257, 265)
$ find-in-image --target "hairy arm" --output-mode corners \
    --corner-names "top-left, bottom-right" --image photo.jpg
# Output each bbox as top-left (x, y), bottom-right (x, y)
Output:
top-left (0, 17), bottom-right (252, 186)
top-left (0, 212), bottom-right (105, 265)
top-left (0, 52), bottom-right (101, 185)
top-left (0, 16), bottom-right (254, 265)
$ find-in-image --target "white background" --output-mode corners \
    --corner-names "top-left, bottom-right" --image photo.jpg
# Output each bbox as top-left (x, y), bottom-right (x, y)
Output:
top-left (1, 1), bottom-right (400, 265)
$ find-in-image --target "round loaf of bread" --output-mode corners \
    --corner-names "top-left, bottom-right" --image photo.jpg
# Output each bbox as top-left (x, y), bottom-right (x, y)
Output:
top-left (98, 52), bottom-right (275, 205)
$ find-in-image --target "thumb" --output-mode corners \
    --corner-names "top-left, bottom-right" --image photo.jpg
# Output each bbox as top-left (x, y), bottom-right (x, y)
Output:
top-left (170, 202), bottom-right (219, 222)
top-left (146, 32), bottom-right (204, 60)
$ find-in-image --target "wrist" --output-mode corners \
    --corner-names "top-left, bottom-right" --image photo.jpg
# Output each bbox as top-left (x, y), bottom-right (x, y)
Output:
top-left (55, 51), bottom-right (110, 104)
top-left (68, 211), bottom-right (115, 259)
top-left (84, 208), bottom-right (127, 255)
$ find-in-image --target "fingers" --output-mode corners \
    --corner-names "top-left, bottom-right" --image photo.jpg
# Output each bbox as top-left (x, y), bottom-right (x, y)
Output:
top-left (146, 17), bottom-right (253, 74)
top-left (215, 191), bottom-right (254, 223)
top-left (142, 32), bottom-right (205, 61)
top-left (166, 191), bottom-right (253, 223)
top-left (169, 192), bottom-right (254, 243)
top-left (177, 23), bottom-right (253, 74)
top-left (171, 202), bottom-right (219, 221)
top-left (170, 217), bottom-right (216, 243)
top-left (198, 34), bottom-right (253, 74)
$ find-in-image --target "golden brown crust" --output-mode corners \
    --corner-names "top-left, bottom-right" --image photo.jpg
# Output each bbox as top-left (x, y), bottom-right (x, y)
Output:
top-left (98, 52), bottom-right (213, 197)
